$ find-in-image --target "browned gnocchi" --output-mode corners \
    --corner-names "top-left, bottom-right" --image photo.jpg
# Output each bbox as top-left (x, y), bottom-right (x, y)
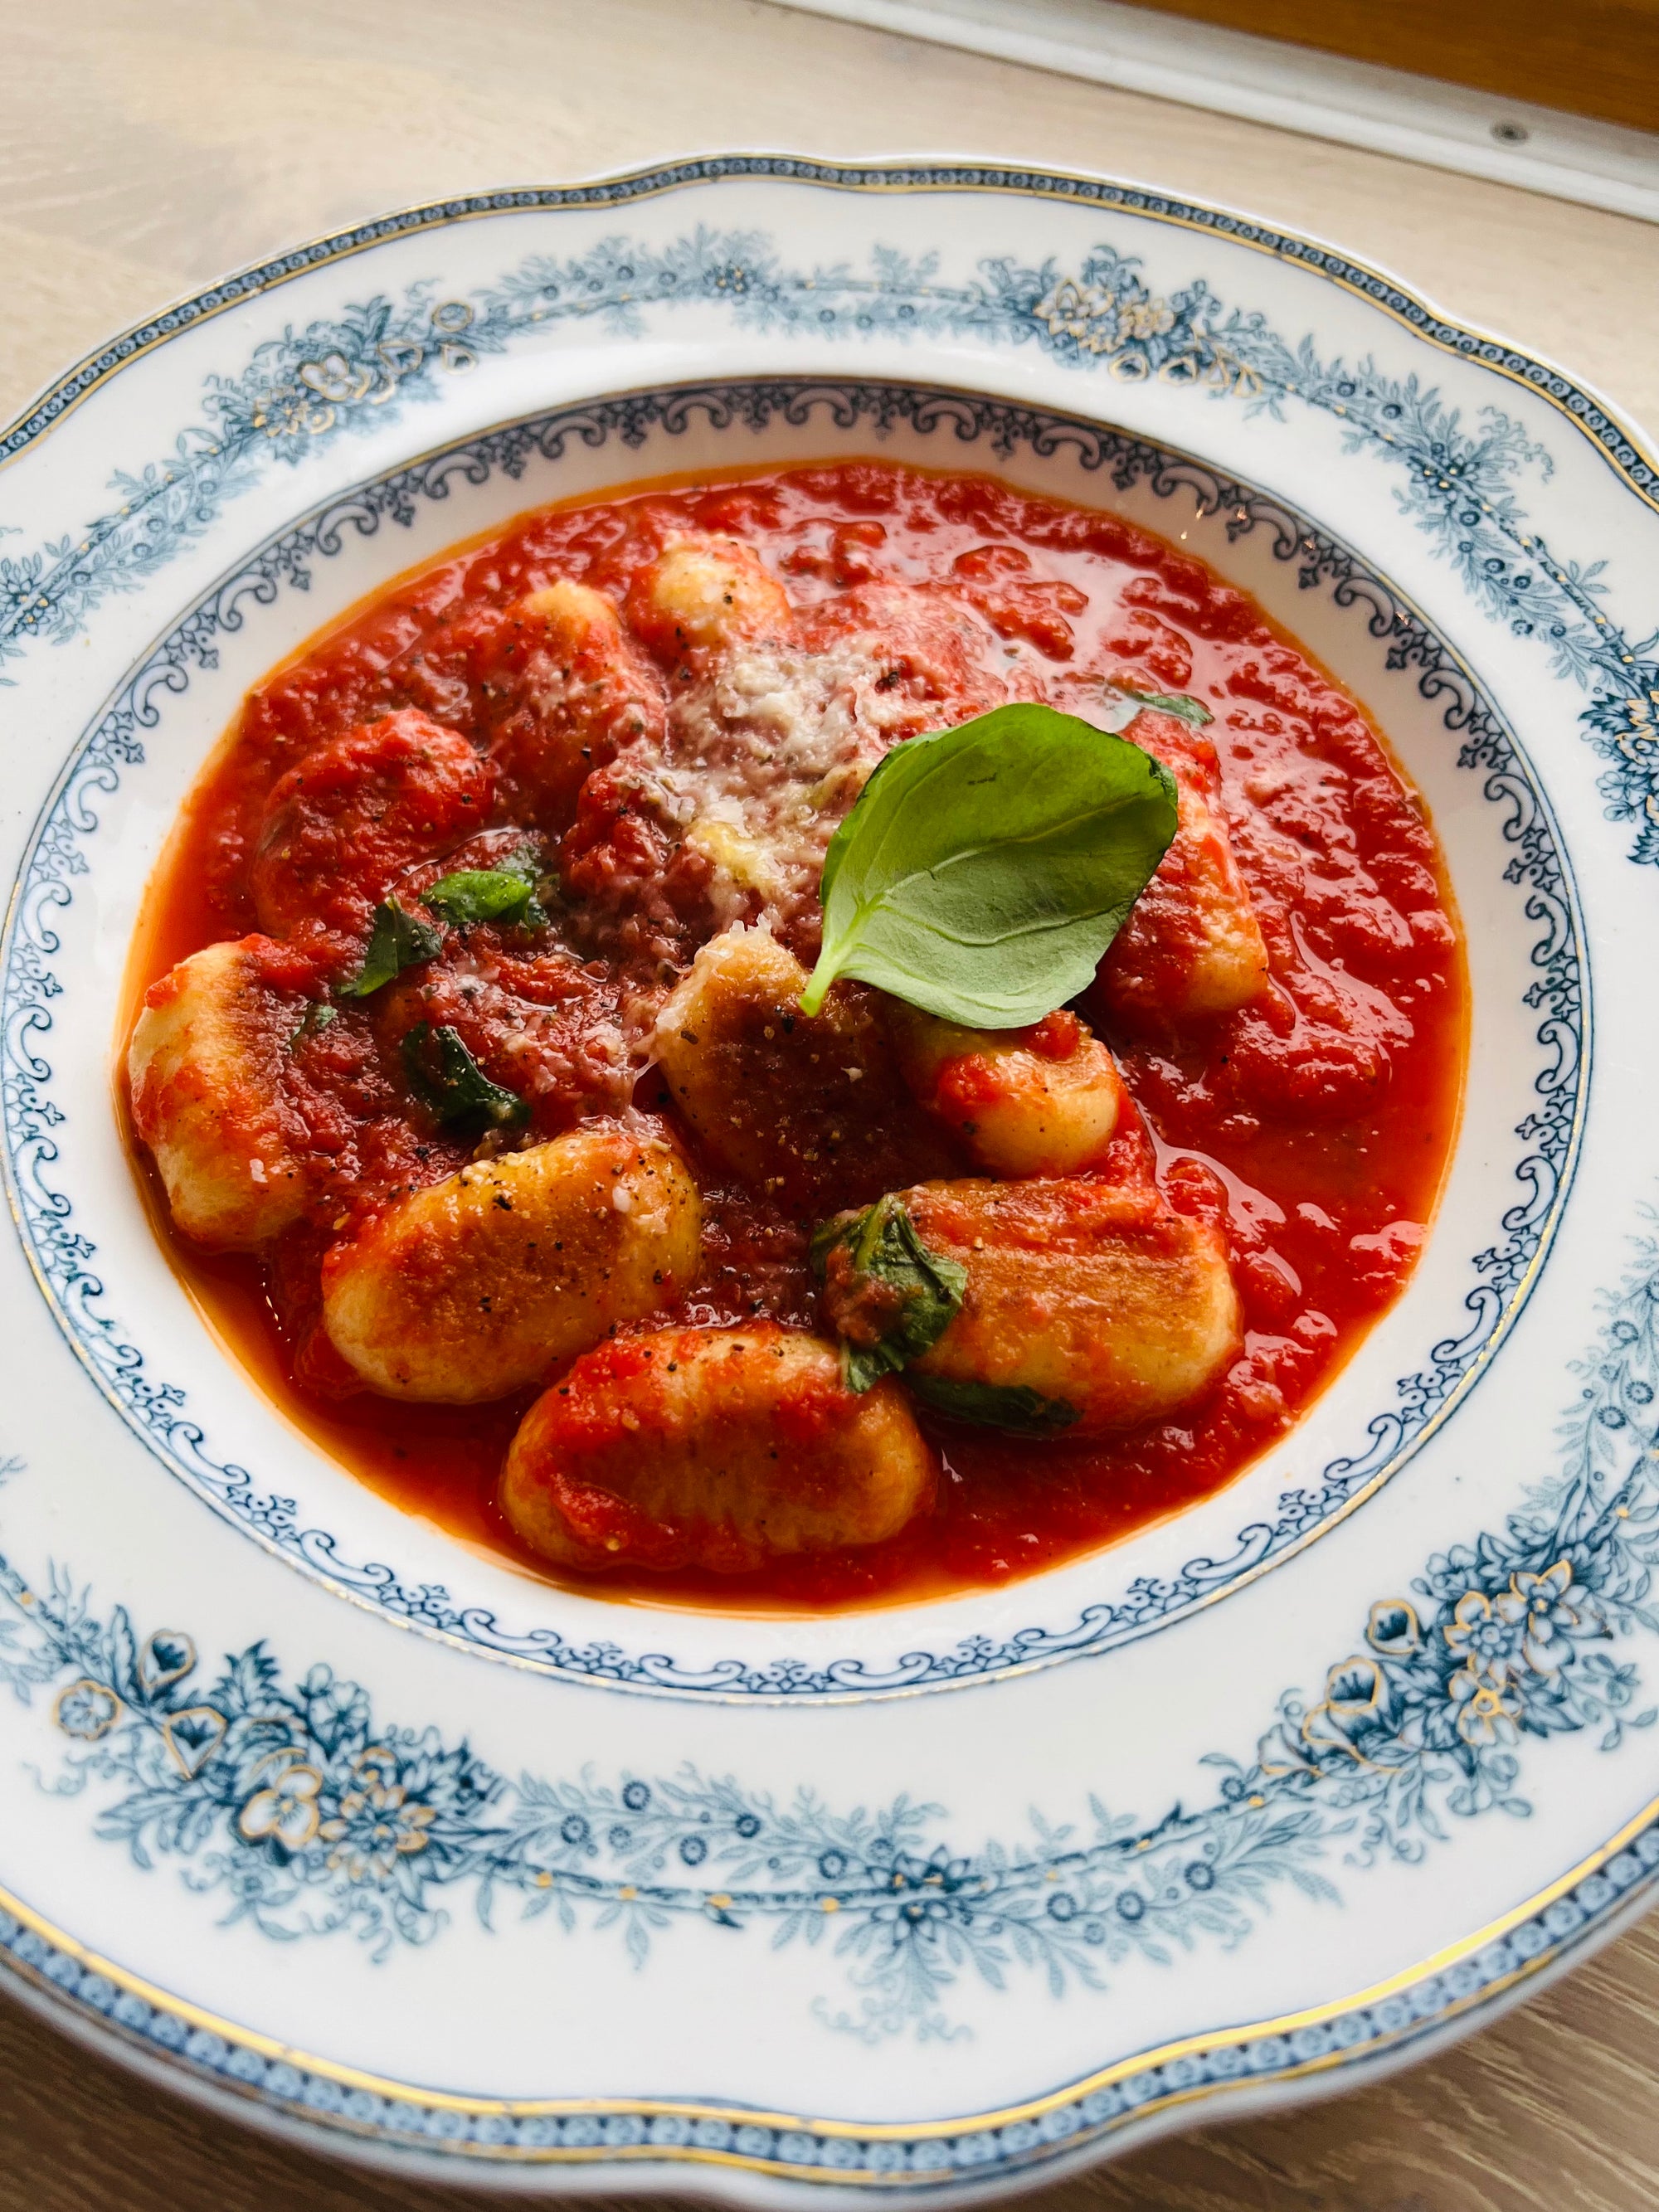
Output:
top-left (835, 1176), bottom-right (1243, 1435)
top-left (652, 926), bottom-right (956, 1208)
top-left (499, 1322), bottom-right (937, 1573)
top-left (320, 1125), bottom-right (701, 1403)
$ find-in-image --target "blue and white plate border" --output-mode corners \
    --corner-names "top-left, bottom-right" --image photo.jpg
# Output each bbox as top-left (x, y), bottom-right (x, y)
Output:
top-left (2, 159), bottom-right (1653, 505)
top-left (2, 1788), bottom-right (1657, 2197)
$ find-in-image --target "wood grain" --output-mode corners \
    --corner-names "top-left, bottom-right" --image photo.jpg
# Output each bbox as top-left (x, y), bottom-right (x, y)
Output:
top-left (2, 0), bottom-right (1657, 430)
top-left (1120, 0), bottom-right (1659, 135)
top-left (1, 0), bottom-right (1657, 2205)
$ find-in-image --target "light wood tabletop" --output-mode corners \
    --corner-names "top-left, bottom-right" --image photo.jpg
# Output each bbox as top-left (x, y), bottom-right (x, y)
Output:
top-left (2, 2), bottom-right (1657, 2205)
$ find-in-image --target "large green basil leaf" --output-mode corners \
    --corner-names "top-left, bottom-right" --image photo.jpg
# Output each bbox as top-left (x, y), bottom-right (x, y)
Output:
top-left (799, 703), bottom-right (1178, 1028)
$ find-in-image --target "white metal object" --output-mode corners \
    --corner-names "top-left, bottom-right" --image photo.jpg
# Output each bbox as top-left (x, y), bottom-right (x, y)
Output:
top-left (768, 0), bottom-right (1659, 222)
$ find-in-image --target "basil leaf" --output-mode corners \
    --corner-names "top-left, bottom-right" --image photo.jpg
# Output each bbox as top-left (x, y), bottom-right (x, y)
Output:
top-left (289, 1001), bottom-right (337, 1048)
top-left (907, 1375), bottom-right (1080, 1435)
top-left (800, 703), bottom-right (1178, 1028)
top-left (401, 1022), bottom-right (528, 1133)
top-left (338, 899), bottom-right (442, 999)
top-left (424, 849), bottom-right (544, 928)
top-left (813, 1194), bottom-right (967, 1394)
top-left (1107, 684), bottom-right (1213, 728)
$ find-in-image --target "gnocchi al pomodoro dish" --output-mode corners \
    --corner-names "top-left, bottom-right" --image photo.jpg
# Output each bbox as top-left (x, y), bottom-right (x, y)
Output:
top-left (126, 463), bottom-right (1464, 1607)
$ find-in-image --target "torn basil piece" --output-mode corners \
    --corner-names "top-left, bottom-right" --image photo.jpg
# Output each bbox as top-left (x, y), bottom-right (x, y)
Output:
top-left (423, 848), bottom-right (546, 929)
top-left (289, 1001), bottom-right (337, 1048)
top-left (337, 898), bottom-right (442, 999)
top-left (907, 1375), bottom-right (1081, 1436)
top-left (401, 1023), bottom-right (528, 1134)
top-left (1104, 683), bottom-right (1214, 728)
top-left (812, 1194), bottom-right (967, 1394)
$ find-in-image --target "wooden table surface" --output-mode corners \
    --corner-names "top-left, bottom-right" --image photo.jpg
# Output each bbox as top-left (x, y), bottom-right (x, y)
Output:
top-left (3, 2), bottom-right (1658, 2205)
top-left (1125, 0), bottom-right (1659, 134)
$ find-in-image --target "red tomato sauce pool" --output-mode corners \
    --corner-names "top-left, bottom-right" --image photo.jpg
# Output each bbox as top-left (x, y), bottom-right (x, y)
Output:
top-left (124, 459), bottom-right (1467, 1612)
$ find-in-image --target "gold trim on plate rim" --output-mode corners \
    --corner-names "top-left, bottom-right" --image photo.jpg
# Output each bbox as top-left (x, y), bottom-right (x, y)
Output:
top-left (2, 1787), bottom-right (1654, 2174)
top-left (1, 157), bottom-right (1656, 513)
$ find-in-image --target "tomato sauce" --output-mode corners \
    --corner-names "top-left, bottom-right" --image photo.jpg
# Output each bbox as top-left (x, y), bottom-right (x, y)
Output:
top-left (124, 460), bottom-right (1466, 1612)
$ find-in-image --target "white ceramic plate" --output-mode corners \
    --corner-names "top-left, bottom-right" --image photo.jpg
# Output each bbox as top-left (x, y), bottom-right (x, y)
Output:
top-left (2, 158), bottom-right (1657, 2199)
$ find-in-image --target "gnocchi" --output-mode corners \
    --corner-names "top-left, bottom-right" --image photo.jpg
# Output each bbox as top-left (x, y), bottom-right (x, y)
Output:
top-left (888, 1004), bottom-right (1125, 1177)
top-left (500, 1322), bottom-right (937, 1573)
top-left (321, 1125), bottom-right (701, 1403)
top-left (1098, 716), bottom-right (1269, 1023)
top-left (251, 708), bottom-right (493, 944)
top-left (653, 926), bottom-right (957, 1208)
top-left (878, 1177), bottom-right (1241, 1432)
top-left (487, 581), bottom-right (664, 829)
top-left (128, 936), bottom-right (311, 1249)
top-left (627, 533), bottom-right (792, 659)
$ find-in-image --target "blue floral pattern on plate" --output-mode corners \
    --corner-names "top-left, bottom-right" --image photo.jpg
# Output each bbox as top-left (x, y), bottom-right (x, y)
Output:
top-left (2, 207), bottom-right (1654, 862)
top-left (1, 1213), bottom-right (1657, 2110)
